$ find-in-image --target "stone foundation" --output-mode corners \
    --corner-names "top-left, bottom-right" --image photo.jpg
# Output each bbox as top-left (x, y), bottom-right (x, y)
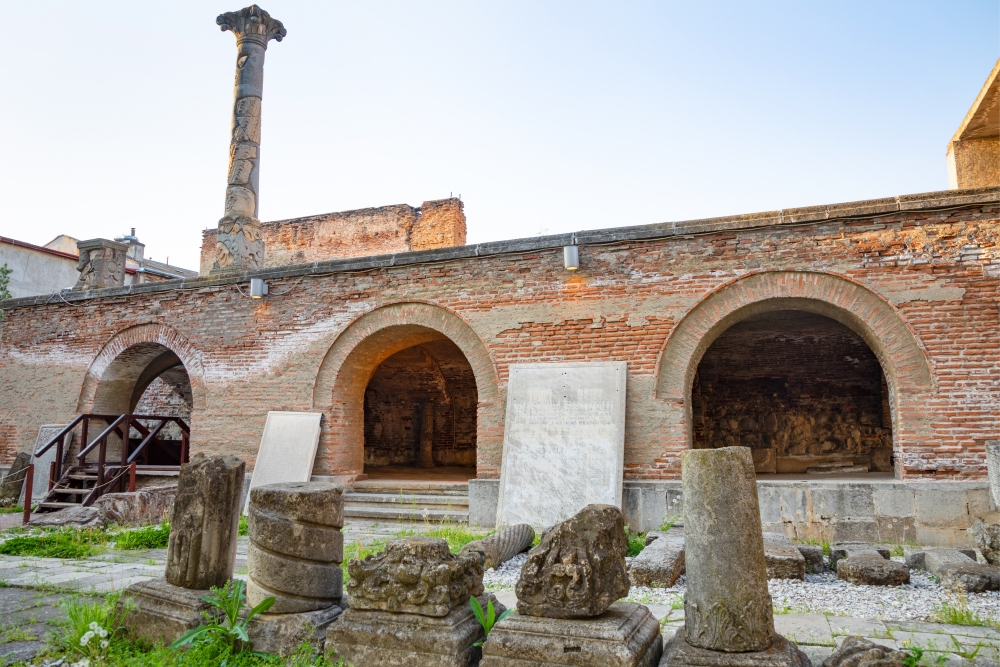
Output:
top-left (659, 629), bottom-right (810, 667)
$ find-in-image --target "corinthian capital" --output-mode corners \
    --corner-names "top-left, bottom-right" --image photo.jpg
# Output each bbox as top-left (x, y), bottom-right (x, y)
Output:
top-left (217, 5), bottom-right (286, 44)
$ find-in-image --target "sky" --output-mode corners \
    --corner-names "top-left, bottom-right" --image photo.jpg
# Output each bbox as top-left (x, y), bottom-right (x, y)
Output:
top-left (0, 2), bottom-right (997, 271)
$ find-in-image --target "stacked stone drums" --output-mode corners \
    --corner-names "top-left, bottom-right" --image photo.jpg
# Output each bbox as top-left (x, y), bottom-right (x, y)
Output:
top-left (659, 447), bottom-right (809, 667)
top-left (245, 482), bottom-right (345, 656)
top-left (482, 504), bottom-right (663, 667)
top-left (327, 536), bottom-right (503, 666)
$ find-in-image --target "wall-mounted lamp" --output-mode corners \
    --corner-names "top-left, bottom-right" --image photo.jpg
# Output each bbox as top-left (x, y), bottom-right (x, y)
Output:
top-left (563, 245), bottom-right (580, 271)
top-left (250, 278), bottom-right (269, 299)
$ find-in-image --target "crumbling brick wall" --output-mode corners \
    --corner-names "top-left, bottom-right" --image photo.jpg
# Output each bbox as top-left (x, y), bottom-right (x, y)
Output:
top-left (199, 198), bottom-right (465, 274)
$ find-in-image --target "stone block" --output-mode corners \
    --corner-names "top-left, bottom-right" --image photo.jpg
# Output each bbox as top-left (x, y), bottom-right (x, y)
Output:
top-left (244, 412), bottom-right (323, 514)
top-left (26, 425), bottom-right (71, 502)
top-left (517, 504), bottom-right (630, 618)
top-left (764, 535), bottom-right (806, 580)
top-left (247, 542), bottom-right (342, 604)
top-left (752, 448), bottom-right (777, 474)
top-left (914, 486), bottom-right (974, 529)
top-left (924, 549), bottom-right (999, 594)
top-left (836, 555), bottom-right (910, 586)
top-left (972, 517), bottom-right (1000, 565)
top-left (326, 594), bottom-right (502, 667)
top-left (469, 478), bottom-right (500, 529)
top-left (250, 481), bottom-right (343, 529)
top-left (796, 544), bottom-right (825, 573)
top-left (875, 516), bottom-right (917, 544)
top-left (659, 628), bottom-right (810, 667)
top-left (821, 636), bottom-right (910, 667)
top-left (630, 528), bottom-right (685, 588)
top-left (247, 605), bottom-right (343, 658)
top-left (873, 486), bottom-right (916, 518)
top-left (481, 603), bottom-right (662, 667)
top-left (811, 486), bottom-right (876, 523)
top-left (120, 579), bottom-right (216, 645)
top-left (829, 542), bottom-right (890, 570)
top-left (496, 362), bottom-right (626, 529)
top-left (904, 548), bottom-right (977, 571)
top-left (0, 452), bottom-right (30, 504)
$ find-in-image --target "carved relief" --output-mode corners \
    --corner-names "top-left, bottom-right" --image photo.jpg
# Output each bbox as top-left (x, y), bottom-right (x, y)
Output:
top-left (217, 6), bottom-right (287, 44)
top-left (233, 97), bottom-right (262, 143)
top-left (73, 240), bottom-right (127, 291)
top-left (685, 596), bottom-right (774, 652)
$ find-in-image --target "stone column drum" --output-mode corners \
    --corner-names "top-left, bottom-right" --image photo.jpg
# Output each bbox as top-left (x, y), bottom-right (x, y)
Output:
top-left (659, 447), bottom-right (809, 667)
top-left (212, 5), bottom-right (286, 273)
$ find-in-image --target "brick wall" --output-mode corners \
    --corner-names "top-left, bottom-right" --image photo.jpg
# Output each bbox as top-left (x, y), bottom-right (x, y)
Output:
top-left (2, 188), bottom-right (998, 482)
top-left (199, 198), bottom-right (466, 275)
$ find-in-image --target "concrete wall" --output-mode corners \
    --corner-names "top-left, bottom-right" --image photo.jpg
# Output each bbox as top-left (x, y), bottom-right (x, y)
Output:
top-left (0, 240), bottom-right (79, 298)
top-left (1, 187), bottom-right (999, 483)
top-left (199, 198), bottom-right (466, 275)
top-left (471, 478), bottom-right (992, 548)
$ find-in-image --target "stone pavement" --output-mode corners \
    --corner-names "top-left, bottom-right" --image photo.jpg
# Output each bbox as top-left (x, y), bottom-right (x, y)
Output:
top-left (0, 587), bottom-right (70, 665)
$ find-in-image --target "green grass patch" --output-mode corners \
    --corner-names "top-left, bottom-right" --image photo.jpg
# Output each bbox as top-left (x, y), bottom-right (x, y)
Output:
top-left (0, 528), bottom-right (111, 559)
top-left (114, 523), bottom-right (170, 551)
top-left (931, 596), bottom-right (1000, 629)
top-left (420, 524), bottom-right (491, 552)
top-left (626, 529), bottom-right (646, 557)
top-left (0, 505), bottom-right (25, 514)
top-left (239, 514), bottom-right (249, 536)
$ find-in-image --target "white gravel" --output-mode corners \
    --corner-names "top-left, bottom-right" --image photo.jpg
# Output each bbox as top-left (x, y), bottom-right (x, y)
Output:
top-left (484, 554), bottom-right (1000, 623)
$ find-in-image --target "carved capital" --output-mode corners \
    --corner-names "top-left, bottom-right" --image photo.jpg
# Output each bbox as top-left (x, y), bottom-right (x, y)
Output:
top-left (217, 5), bottom-right (286, 45)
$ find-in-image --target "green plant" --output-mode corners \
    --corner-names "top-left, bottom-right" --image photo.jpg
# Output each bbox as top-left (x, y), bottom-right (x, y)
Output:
top-left (0, 263), bottom-right (11, 301)
top-left (422, 524), bottom-right (491, 553)
top-left (890, 544), bottom-right (905, 558)
top-left (239, 514), bottom-right (249, 536)
top-left (58, 591), bottom-right (132, 665)
top-left (470, 596), bottom-right (511, 647)
top-left (114, 523), bottom-right (170, 551)
top-left (0, 624), bottom-right (35, 643)
top-left (659, 516), bottom-right (678, 532)
top-left (171, 578), bottom-right (275, 661)
top-left (342, 538), bottom-right (387, 583)
top-left (902, 647), bottom-right (923, 667)
top-left (931, 595), bottom-right (999, 629)
top-left (0, 528), bottom-right (111, 558)
top-left (0, 505), bottom-right (25, 514)
top-left (625, 528), bottom-right (646, 557)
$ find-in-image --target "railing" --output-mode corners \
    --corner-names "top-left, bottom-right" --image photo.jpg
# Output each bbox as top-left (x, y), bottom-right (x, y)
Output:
top-left (35, 414), bottom-right (190, 500)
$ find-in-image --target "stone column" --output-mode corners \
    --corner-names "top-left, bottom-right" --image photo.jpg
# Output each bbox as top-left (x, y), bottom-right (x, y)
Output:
top-left (73, 239), bottom-right (128, 291)
top-left (165, 453), bottom-right (245, 589)
top-left (212, 5), bottom-right (286, 273)
top-left (682, 447), bottom-right (773, 652)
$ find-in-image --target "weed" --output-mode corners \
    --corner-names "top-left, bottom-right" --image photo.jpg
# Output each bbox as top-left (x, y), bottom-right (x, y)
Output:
top-left (0, 625), bottom-right (35, 643)
top-left (56, 591), bottom-right (132, 665)
top-left (238, 514), bottom-right (249, 537)
top-left (114, 523), bottom-right (170, 551)
top-left (931, 595), bottom-right (999, 629)
top-left (625, 528), bottom-right (646, 557)
top-left (0, 505), bottom-right (24, 515)
top-left (659, 516), bottom-right (678, 532)
top-left (0, 580), bottom-right (9, 588)
top-left (422, 524), bottom-right (491, 553)
top-left (890, 544), bottom-right (905, 557)
top-left (172, 578), bottom-right (274, 660)
top-left (0, 528), bottom-right (110, 559)
top-left (470, 596), bottom-right (511, 647)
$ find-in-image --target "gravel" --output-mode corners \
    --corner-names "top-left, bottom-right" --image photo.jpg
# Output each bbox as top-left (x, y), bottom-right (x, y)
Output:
top-left (483, 554), bottom-right (1000, 623)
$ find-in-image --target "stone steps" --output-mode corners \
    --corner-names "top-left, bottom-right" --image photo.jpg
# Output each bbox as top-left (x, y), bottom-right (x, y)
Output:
top-left (343, 483), bottom-right (470, 523)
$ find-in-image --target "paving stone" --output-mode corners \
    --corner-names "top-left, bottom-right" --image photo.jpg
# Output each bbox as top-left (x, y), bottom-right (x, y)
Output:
top-left (827, 616), bottom-right (888, 638)
top-left (773, 613), bottom-right (835, 646)
top-left (834, 635), bottom-right (898, 650)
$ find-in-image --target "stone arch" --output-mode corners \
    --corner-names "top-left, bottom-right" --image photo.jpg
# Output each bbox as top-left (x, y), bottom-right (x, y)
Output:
top-left (78, 323), bottom-right (206, 418)
top-left (312, 302), bottom-right (502, 477)
top-left (654, 271), bottom-right (934, 471)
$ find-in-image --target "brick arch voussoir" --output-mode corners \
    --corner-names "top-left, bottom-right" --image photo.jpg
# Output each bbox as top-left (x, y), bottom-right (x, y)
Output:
top-left (77, 323), bottom-right (207, 414)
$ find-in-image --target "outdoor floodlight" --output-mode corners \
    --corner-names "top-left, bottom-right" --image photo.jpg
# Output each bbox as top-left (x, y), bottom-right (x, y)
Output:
top-left (564, 245), bottom-right (580, 271)
top-left (250, 278), bottom-right (269, 299)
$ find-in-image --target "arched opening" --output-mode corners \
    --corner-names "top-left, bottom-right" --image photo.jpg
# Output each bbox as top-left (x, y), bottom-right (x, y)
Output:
top-left (691, 310), bottom-right (894, 477)
top-left (362, 337), bottom-right (478, 480)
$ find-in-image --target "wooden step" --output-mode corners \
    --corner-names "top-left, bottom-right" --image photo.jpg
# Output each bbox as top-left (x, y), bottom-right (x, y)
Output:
top-left (51, 488), bottom-right (89, 495)
top-left (38, 501), bottom-right (80, 509)
top-left (68, 474), bottom-right (97, 481)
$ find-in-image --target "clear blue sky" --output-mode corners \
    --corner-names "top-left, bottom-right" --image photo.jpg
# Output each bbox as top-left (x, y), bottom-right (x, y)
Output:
top-left (1, 2), bottom-right (997, 271)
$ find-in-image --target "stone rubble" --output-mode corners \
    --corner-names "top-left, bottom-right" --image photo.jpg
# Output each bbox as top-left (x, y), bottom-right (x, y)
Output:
top-left (923, 548), bottom-right (1000, 594)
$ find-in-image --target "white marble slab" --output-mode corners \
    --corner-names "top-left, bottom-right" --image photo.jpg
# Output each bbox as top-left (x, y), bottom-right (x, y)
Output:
top-left (496, 362), bottom-right (627, 530)
top-left (243, 412), bottom-right (323, 514)
top-left (22, 424), bottom-right (72, 503)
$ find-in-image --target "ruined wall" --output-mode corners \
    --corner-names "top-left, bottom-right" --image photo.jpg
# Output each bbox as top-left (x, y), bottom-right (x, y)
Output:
top-left (692, 311), bottom-right (893, 473)
top-left (199, 198), bottom-right (466, 274)
top-left (1, 188), bottom-right (999, 483)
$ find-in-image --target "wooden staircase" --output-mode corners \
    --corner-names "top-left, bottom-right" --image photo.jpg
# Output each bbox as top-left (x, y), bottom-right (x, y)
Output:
top-left (33, 414), bottom-right (189, 513)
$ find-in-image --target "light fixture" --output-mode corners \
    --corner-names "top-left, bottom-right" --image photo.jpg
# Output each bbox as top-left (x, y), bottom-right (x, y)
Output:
top-left (563, 245), bottom-right (580, 271)
top-left (250, 278), bottom-right (269, 299)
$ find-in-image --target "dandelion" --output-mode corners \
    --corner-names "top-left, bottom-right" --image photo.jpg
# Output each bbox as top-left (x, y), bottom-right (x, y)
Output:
top-left (100, 639), bottom-right (109, 648)
top-left (80, 630), bottom-right (94, 646)
top-left (98, 628), bottom-right (108, 638)
top-left (89, 621), bottom-right (99, 631)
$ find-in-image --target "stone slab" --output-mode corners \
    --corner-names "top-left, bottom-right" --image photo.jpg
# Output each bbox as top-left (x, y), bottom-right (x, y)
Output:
top-left (773, 613), bottom-right (833, 646)
top-left (247, 604), bottom-right (342, 657)
top-left (119, 578), bottom-right (216, 645)
top-left (0, 452), bottom-right (30, 503)
top-left (23, 425), bottom-right (71, 503)
top-left (326, 594), bottom-right (502, 667)
top-left (481, 602), bottom-right (662, 667)
top-left (659, 628), bottom-right (810, 667)
top-left (244, 412), bottom-right (323, 513)
top-left (630, 528), bottom-right (685, 587)
top-left (987, 441), bottom-right (999, 510)
top-left (764, 535), bottom-right (806, 580)
top-left (496, 362), bottom-right (626, 530)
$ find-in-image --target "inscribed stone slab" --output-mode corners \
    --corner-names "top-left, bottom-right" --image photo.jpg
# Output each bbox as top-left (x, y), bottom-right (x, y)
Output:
top-left (243, 412), bottom-right (322, 513)
top-left (495, 362), bottom-right (626, 530)
top-left (23, 425), bottom-right (72, 502)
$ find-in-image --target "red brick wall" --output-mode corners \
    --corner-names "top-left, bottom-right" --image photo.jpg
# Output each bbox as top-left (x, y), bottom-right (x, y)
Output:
top-left (1, 191), bottom-right (998, 482)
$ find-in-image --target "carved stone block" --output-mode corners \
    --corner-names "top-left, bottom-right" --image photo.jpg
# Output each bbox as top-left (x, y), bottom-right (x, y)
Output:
top-left (345, 537), bottom-right (484, 617)
top-left (165, 453), bottom-right (245, 590)
top-left (120, 579), bottom-right (216, 645)
top-left (481, 602), bottom-right (662, 667)
top-left (73, 239), bottom-right (127, 291)
top-left (659, 629), bottom-right (810, 667)
top-left (247, 605), bottom-right (343, 658)
top-left (516, 504), bottom-right (630, 619)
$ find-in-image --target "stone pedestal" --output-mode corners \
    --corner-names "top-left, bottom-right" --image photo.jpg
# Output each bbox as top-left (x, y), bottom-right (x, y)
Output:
top-left (165, 454), bottom-right (245, 589)
top-left (481, 602), bottom-right (662, 667)
top-left (247, 604), bottom-right (343, 657)
top-left (660, 629), bottom-right (809, 667)
top-left (73, 239), bottom-right (127, 291)
top-left (120, 579), bottom-right (216, 645)
top-left (326, 595), bottom-right (502, 667)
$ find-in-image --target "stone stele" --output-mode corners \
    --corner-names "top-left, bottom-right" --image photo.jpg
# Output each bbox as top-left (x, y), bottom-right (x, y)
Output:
top-left (481, 602), bottom-right (662, 667)
top-left (986, 440), bottom-right (999, 509)
top-left (660, 447), bottom-right (809, 667)
top-left (0, 452), bottom-right (30, 504)
top-left (345, 537), bottom-right (484, 616)
top-left (516, 504), bottom-right (631, 619)
top-left (496, 362), bottom-right (627, 530)
top-left (165, 453), bottom-right (245, 590)
top-left (247, 481), bottom-right (344, 613)
top-left (326, 593), bottom-right (505, 667)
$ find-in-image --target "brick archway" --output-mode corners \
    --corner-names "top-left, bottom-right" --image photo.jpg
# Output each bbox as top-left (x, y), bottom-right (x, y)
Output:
top-left (312, 302), bottom-right (501, 478)
top-left (654, 271), bottom-right (934, 474)
top-left (78, 323), bottom-right (206, 418)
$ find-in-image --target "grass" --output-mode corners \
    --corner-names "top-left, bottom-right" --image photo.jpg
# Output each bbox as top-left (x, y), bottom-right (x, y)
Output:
top-left (801, 537), bottom-right (832, 556)
top-left (342, 538), bottom-right (387, 583)
top-left (659, 516), bottom-right (678, 532)
top-left (419, 524), bottom-right (490, 552)
top-left (239, 514), bottom-right (249, 536)
top-left (931, 596), bottom-right (1000, 629)
top-left (0, 625), bottom-right (35, 644)
top-left (0, 505), bottom-right (26, 514)
top-left (890, 544), bottom-right (905, 558)
top-left (626, 529), bottom-right (646, 557)
top-left (0, 528), bottom-right (111, 559)
top-left (114, 523), bottom-right (170, 551)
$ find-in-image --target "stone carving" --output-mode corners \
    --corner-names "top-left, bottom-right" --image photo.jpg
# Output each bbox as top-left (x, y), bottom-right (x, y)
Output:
top-left (660, 447), bottom-right (809, 667)
top-left (986, 440), bottom-right (999, 509)
top-left (213, 5), bottom-right (285, 273)
top-left (345, 537), bottom-right (484, 617)
top-left (821, 637), bottom-right (910, 667)
top-left (165, 453), bottom-right (245, 590)
top-left (461, 523), bottom-right (535, 569)
top-left (515, 504), bottom-right (630, 619)
top-left (73, 239), bottom-right (127, 291)
top-left (246, 481), bottom-right (344, 613)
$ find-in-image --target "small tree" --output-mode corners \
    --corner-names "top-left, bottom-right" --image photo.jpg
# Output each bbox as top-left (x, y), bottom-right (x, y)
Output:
top-left (0, 263), bottom-right (11, 300)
